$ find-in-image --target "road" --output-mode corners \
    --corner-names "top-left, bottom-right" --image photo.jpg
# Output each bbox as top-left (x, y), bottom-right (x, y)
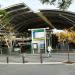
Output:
top-left (0, 64), bottom-right (75, 75)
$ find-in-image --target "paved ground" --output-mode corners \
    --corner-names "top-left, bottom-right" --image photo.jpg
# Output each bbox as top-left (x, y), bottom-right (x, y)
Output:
top-left (0, 53), bottom-right (75, 63)
top-left (0, 64), bottom-right (75, 75)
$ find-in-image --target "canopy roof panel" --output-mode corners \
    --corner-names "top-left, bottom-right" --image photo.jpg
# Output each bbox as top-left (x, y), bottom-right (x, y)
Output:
top-left (5, 3), bottom-right (75, 33)
top-left (40, 10), bottom-right (75, 30)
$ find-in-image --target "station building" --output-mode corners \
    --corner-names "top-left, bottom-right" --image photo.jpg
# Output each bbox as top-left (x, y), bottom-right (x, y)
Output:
top-left (0, 3), bottom-right (75, 54)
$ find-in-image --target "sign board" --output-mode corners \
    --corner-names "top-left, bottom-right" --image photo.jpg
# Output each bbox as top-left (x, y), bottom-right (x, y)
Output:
top-left (30, 28), bottom-right (47, 53)
top-left (32, 29), bottom-right (45, 43)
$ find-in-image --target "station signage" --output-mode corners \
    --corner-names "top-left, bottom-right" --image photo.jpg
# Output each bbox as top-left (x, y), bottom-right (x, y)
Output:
top-left (31, 28), bottom-right (46, 50)
top-left (32, 29), bottom-right (45, 43)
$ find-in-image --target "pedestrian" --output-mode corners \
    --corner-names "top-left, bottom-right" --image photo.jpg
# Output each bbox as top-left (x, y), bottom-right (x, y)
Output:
top-left (48, 45), bottom-right (52, 57)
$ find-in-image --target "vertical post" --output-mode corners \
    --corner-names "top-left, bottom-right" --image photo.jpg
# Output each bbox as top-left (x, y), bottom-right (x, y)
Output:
top-left (68, 44), bottom-right (70, 62)
top-left (1, 49), bottom-right (2, 55)
top-left (49, 31), bottom-right (51, 46)
top-left (50, 32), bottom-right (52, 47)
top-left (44, 29), bottom-right (47, 53)
top-left (31, 30), bottom-right (34, 54)
top-left (22, 55), bottom-right (25, 63)
top-left (40, 50), bottom-right (43, 63)
top-left (6, 56), bottom-right (9, 63)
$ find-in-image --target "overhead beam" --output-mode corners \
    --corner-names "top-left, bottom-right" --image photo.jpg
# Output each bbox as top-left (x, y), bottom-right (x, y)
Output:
top-left (36, 12), bottom-right (55, 29)
top-left (59, 14), bottom-right (75, 30)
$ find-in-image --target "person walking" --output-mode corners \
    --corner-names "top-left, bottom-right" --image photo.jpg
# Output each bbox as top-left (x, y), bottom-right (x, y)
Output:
top-left (48, 45), bottom-right (52, 57)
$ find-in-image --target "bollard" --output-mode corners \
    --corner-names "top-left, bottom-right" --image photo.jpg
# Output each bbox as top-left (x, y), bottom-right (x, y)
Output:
top-left (40, 50), bottom-right (43, 63)
top-left (22, 55), bottom-right (25, 63)
top-left (67, 44), bottom-right (70, 62)
top-left (1, 49), bottom-right (2, 55)
top-left (6, 56), bottom-right (9, 63)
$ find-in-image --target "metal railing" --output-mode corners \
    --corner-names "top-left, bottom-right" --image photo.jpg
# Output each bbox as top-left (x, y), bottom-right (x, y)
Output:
top-left (0, 48), bottom-right (75, 64)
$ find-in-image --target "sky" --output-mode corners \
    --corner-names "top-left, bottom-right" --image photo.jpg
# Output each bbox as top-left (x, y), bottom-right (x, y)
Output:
top-left (0, 0), bottom-right (75, 12)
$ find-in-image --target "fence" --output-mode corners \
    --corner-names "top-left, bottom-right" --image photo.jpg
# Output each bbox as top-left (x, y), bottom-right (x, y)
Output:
top-left (0, 51), bottom-right (75, 64)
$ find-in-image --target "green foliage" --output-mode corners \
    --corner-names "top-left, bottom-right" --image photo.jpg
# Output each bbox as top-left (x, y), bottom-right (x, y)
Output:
top-left (56, 30), bottom-right (75, 43)
top-left (0, 9), bottom-right (6, 16)
top-left (41, 0), bottom-right (50, 4)
top-left (0, 9), bottom-right (13, 32)
top-left (40, 0), bottom-right (72, 10)
top-left (58, 0), bottom-right (72, 10)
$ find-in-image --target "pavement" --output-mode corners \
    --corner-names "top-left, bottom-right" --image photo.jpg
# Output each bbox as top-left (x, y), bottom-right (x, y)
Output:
top-left (0, 53), bottom-right (75, 64)
top-left (0, 62), bottom-right (63, 64)
top-left (0, 61), bottom-right (75, 65)
top-left (0, 53), bottom-right (75, 75)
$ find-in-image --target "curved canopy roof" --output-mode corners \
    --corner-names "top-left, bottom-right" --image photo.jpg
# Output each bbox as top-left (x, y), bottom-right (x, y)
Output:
top-left (5, 3), bottom-right (75, 33)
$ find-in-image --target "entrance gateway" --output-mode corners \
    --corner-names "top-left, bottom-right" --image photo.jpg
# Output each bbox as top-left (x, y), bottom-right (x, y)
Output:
top-left (29, 28), bottom-right (49, 54)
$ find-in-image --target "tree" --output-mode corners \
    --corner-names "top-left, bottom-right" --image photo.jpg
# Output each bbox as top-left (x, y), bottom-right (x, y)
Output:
top-left (40, 0), bottom-right (72, 10)
top-left (55, 29), bottom-right (75, 43)
top-left (0, 9), bottom-right (13, 30)
top-left (0, 9), bottom-right (15, 55)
